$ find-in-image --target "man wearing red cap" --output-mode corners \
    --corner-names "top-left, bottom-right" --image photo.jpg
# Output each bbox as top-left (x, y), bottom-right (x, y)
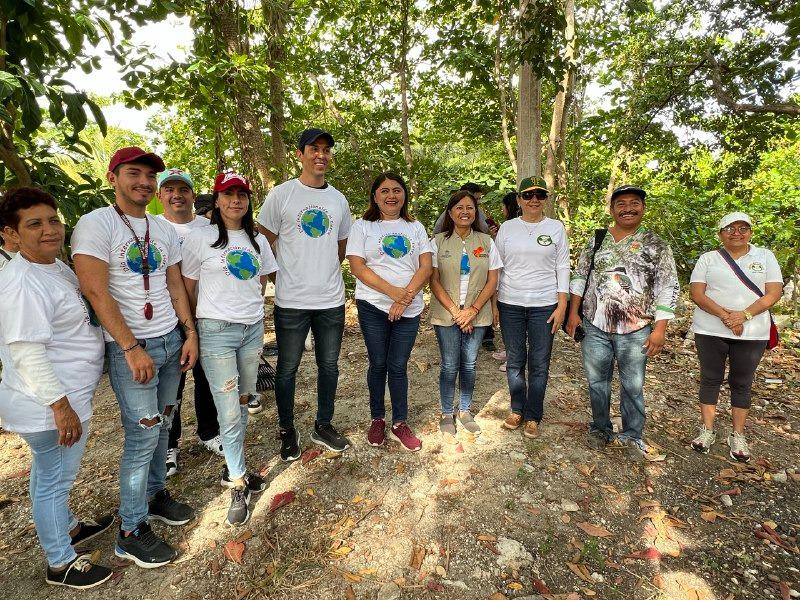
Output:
top-left (71, 147), bottom-right (198, 569)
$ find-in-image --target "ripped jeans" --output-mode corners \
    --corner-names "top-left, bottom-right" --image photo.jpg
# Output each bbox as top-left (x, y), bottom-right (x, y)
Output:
top-left (198, 319), bottom-right (263, 481)
top-left (107, 327), bottom-right (184, 531)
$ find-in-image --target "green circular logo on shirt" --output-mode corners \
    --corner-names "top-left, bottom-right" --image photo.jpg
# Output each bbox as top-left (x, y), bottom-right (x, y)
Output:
top-left (748, 262), bottom-right (764, 273)
top-left (537, 234), bottom-right (553, 246)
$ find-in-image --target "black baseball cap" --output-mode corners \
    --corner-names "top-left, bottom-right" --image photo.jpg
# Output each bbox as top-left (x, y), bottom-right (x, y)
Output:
top-left (194, 193), bottom-right (214, 215)
top-left (610, 184), bottom-right (646, 202)
top-left (297, 128), bottom-right (335, 150)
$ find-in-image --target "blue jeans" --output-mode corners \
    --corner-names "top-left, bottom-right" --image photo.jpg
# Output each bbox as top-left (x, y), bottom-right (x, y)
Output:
top-left (582, 320), bottom-right (650, 441)
top-left (198, 319), bottom-right (263, 481)
top-left (20, 420), bottom-right (90, 567)
top-left (274, 305), bottom-right (345, 429)
top-left (356, 300), bottom-right (420, 423)
top-left (498, 302), bottom-right (556, 422)
top-left (106, 327), bottom-right (183, 531)
top-left (434, 324), bottom-right (487, 414)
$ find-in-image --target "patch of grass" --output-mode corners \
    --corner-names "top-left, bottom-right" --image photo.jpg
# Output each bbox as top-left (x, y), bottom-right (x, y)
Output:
top-left (580, 538), bottom-right (606, 571)
top-left (504, 498), bottom-right (517, 511)
top-left (516, 467), bottom-right (533, 485)
top-left (538, 530), bottom-right (556, 557)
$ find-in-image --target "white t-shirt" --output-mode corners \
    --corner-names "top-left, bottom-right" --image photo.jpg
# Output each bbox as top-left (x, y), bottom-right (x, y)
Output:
top-left (71, 205), bottom-right (182, 342)
top-left (155, 214), bottom-right (210, 244)
top-left (345, 218), bottom-right (432, 317)
top-left (690, 245), bottom-right (783, 340)
top-left (0, 247), bottom-right (16, 270)
top-left (0, 256), bottom-right (104, 433)
top-left (431, 236), bottom-right (503, 305)
top-left (181, 226), bottom-right (279, 325)
top-left (257, 179), bottom-right (352, 309)
top-left (495, 217), bottom-right (570, 307)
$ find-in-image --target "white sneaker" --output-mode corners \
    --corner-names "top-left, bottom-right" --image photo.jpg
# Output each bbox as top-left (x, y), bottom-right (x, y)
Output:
top-left (727, 431), bottom-right (751, 463)
top-left (200, 435), bottom-right (224, 457)
top-left (691, 426), bottom-right (716, 454)
top-left (165, 448), bottom-right (179, 478)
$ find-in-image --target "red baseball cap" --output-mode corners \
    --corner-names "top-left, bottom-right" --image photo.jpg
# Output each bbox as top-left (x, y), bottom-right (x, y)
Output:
top-left (108, 146), bottom-right (166, 173)
top-left (213, 171), bottom-right (252, 193)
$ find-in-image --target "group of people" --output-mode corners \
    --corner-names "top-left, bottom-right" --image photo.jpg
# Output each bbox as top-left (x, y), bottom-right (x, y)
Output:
top-left (0, 127), bottom-right (783, 589)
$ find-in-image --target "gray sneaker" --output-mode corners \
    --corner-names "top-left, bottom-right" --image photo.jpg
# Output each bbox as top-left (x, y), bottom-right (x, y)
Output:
top-left (587, 429), bottom-right (611, 450)
top-left (439, 415), bottom-right (456, 439)
top-left (227, 486), bottom-right (251, 526)
top-left (457, 410), bottom-right (481, 435)
top-left (691, 426), bottom-right (716, 454)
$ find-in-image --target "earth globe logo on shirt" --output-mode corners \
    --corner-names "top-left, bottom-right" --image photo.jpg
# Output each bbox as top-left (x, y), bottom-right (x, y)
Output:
top-left (299, 208), bottom-right (330, 238)
top-left (381, 234), bottom-right (411, 258)
top-left (225, 250), bottom-right (261, 280)
top-left (126, 242), bottom-right (162, 274)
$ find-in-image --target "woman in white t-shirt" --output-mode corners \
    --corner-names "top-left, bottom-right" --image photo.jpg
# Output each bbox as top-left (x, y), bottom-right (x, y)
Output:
top-left (429, 191), bottom-right (503, 439)
top-left (181, 172), bottom-right (278, 526)
top-left (346, 172), bottom-right (432, 452)
top-left (494, 177), bottom-right (570, 439)
top-left (689, 212), bottom-right (783, 463)
top-left (0, 188), bottom-right (112, 589)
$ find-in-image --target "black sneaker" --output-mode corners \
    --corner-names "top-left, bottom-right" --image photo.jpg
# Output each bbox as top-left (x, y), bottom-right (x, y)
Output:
top-left (310, 422), bottom-right (350, 452)
top-left (482, 339), bottom-right (497, 352)
top-left (70, 514), bottom-right (115, 547)
top-left (148, 489), bottom-right (195, 526)
top-left (227, 486), bottom-right (251, 526)
top-left (46, 554), bottom-right (113, 589)
top-left (279, 427), bottom-right (301, 462)
top-left (587, 429), bottom-right (611, 450)
top-left (221, 465), bottom-right (267, 493)
top-left (114, 522), bottom-right (177, 568)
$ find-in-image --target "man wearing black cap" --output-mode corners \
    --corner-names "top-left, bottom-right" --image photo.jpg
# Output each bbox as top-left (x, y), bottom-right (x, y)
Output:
top-left (256, 128), bottom-right (353, 460)
top-left (72, 147), bottom-right (197, 568)
top-left (566, 184), bottom-right (678, 461)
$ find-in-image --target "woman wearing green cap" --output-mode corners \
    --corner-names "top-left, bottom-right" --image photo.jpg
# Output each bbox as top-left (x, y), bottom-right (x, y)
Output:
top-left (689, 212), bottom-right (783, 463)
top-left (494, 177), bottom-right (570, 438)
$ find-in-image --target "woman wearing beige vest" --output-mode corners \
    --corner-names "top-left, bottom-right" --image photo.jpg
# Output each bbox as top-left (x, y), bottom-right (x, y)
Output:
top-left (430, 191), bottom-right (503, 439)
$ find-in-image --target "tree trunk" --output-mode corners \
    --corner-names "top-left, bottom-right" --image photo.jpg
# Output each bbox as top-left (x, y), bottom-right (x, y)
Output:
top-left (494, 13), bottom-right (517, 175)
top-left (516, 0), bottom-right (542, 188)
top-left (263, 0), bottom-right (289, 182)
top-left (544, 0), bottom-right (576, 220)
top-left (209, 0), bottom-right (274, 193)
top-left (399, 0), bottom-right (418, 200)
top-left (0, 18), bottom-right (32, 186)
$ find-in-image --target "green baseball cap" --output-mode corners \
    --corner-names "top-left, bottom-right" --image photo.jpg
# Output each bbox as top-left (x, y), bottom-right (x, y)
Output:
top-left (158, 168), bottom-right (194, 190)
top-left (518, 176), bottom-right (548, 193)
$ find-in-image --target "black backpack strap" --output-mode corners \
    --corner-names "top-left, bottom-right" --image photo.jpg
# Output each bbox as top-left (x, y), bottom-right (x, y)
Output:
top-left (584, 228), bottom-right (608, 293)
top-left (0, 248), bottom-right (11, 260)
top-left (717, 248), bottom-right (764, 298)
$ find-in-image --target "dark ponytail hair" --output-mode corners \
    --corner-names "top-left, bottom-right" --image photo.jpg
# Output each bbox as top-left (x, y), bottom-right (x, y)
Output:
top-left (210, 189), bottom-right (261, 253)
top-left (441, 190), bottom-right (478, 239)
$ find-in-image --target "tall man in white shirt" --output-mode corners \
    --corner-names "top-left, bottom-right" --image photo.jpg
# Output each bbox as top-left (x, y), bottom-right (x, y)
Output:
top-left (72, 147), bottom-right (198, 569)
top-left (155, 169), bottom-right (224, 477)
top-left (257, 128), bottom-right (352, 460)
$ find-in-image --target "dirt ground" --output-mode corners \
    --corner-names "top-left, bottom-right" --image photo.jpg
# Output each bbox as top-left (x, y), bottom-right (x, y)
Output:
top-left (1, 302), bottom-right (798, 599)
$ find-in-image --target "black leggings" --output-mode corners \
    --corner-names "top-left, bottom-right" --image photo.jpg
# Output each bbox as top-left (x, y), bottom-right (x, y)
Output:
top-left (695, 334), bottom-right (767, 409)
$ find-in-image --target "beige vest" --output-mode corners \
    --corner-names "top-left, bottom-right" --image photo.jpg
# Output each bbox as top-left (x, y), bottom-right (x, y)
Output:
top-left (430, 231), bottom-right (494, 327)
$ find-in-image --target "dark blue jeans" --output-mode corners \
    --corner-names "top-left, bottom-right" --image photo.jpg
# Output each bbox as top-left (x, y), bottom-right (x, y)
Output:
top-left (498, 302), bottom-right (556, 422)
top-left (274, 304), bottom-right (345, 429)
top-left (356, 300), bottom-right (420, 423)
top-left (582, 320), bottom-right (650, 441)
top-left (434, 324), bottom-right (487, 414)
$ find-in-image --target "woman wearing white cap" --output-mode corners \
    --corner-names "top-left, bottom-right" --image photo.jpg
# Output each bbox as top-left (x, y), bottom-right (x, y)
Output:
top-left (689, 212), bottom-right (783, 462)
top-left (181, 171), bottom-right (279, 525)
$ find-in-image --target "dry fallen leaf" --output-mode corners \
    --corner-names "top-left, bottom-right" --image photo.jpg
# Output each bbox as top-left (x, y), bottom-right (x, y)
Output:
top-left (506, 582), bottom-right (523, 590)
top-left (345, 584), bottom-right (356, 600)
top-left (576, 521), bottom-right (613, 537)
top-left (566, 562), bottom-right (593, 583)
top-left (223, 540), bottom-right (245, 564)
top-left (624, 547), bottom-right (663, 561)
top-left (488, 593), bottom-right (506, 600)
top-left (301, 448), bottom-right (322, 465)
top-left (269, 490), bottom-right (296, 513)
top-left (343, 572), bottom-right (362, 583)
top-left (331, 546), bottom-right (353, 557)
top-left (477, 534), bottom-right (497, 542)
top-left (234, 529), bottom-right (253, 543)
top-left (531, 577), bottom-right (551, 594)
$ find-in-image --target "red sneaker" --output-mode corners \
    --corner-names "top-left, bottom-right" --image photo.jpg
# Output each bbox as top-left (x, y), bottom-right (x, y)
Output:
top-left (390, 422), bottom-right (422, 452)
top-left (367, 419), bottom-right (386, 446)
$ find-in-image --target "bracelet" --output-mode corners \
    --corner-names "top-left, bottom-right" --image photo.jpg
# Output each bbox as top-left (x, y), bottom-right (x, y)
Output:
top-left (470, 304), bottom-right (481, 313)
top-left (743, 311), bottom-right (753, 321)
top-left (122, 342), bottom-right (139, 353)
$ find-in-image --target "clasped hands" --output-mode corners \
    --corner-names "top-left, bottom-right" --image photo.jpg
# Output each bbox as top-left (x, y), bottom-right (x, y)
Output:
top-left (388, 286), bottom-right (416, 322)
top-left (719, 309), bottom-right (746, 336)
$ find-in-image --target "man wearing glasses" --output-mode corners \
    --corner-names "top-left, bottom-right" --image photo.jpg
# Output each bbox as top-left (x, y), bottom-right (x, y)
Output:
top-left (566, 184), bottom-right (679, 461)
top-left (256, 128), bottom-right (353, 461)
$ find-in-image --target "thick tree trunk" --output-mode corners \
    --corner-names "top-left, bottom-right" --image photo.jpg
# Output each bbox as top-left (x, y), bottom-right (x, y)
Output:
top-left (264, 0), bottom-right (289, 182)
top-left (494, 15), bottom-right (517, 175)
top-left (399, 0), bottom-right (418, 200)
top-left (209, 0), bottom-right (273, 192)
top-left (516, 0), bottom-right (542, 187)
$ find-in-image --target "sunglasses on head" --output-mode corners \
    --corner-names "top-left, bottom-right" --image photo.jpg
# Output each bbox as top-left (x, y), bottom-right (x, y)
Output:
top-left (519, 190), bottom-right (547, 201)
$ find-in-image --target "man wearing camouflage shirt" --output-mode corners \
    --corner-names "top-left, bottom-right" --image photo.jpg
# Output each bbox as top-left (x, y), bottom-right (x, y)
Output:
top-left (566, 185), bottom-right (679, 460)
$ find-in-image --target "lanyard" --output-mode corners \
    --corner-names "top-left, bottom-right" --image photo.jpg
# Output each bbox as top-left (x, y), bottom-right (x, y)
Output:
top-left (113, 204), bottom-right (154, 320)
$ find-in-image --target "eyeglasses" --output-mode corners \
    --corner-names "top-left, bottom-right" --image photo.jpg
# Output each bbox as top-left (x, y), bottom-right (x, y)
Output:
top-left (721, 225), bottom-right (751, 234)
top-left (519, 190), bottom-right (547, 201)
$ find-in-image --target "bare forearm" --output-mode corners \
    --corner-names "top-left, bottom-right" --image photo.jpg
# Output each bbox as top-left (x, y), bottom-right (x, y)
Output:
top-left (471, 272), bottom-right (499, 311)
top-left (84, 288), bottom-right (137, 347)
top-left (405, 265), bottom-right (432, 296)
top-left (568, 293), bottom-right (583, 316)
top-left (691, 291), bottom-right (728, 319)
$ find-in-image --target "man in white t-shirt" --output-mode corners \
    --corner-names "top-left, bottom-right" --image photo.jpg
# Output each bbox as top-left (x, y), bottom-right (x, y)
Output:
top-left (256, 128), bottom-right (353, 461)
top-left (72, 147), bottom-right (198, 569)
top-left (155, 169), bottom-right (223, 476)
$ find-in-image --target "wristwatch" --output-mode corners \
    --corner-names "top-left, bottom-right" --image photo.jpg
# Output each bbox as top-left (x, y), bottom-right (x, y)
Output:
top-left (743, 311), bottom-right (753, 321)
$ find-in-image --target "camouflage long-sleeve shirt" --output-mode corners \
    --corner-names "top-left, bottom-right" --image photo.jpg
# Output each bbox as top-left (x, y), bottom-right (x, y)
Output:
top-left (569, 227), bottom-right (679, 334)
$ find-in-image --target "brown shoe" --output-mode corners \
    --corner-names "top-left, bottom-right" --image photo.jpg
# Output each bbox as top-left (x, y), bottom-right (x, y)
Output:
top-left (503, 413), bottom-right (523, 430)
top-left (523, 420), bottom-right (539, 438)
